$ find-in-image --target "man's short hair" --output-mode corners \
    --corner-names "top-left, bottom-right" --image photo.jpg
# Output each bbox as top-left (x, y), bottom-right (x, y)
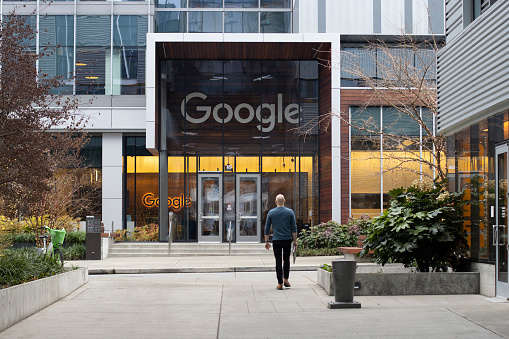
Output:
top-left (276, 194), bottom-right (285, 204)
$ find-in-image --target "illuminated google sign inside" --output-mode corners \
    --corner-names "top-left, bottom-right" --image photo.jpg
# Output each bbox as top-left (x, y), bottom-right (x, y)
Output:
top-left (181, 92), bottom-right (301, 132)
top-left (142, 193), bottom-right (192, 210)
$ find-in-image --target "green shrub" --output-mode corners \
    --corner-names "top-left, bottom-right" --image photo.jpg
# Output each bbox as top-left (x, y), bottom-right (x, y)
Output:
top-left (3, 232), bottom-right (36, 244)
top-left (0, 248), bottom-right (64, 288)
top-left (64, 231), bottom-right (86, 245)
top-left (60, 244), bottom-right (86, 260)
top-left (362, 178), bottom-right (468, 272)
top-left (298, 220), bottom-right (359, 250)
top-left (297, 247), bottom-right (339, 257)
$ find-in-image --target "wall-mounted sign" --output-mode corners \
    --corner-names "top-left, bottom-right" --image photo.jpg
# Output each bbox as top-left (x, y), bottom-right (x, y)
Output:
top-left (142, 193), bottom-right (192, 210)
top-left (181, 92), bottom-right (301, 132)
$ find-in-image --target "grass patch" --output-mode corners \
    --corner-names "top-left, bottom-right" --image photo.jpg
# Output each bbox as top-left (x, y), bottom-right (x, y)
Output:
top-left (0, 248), bottom-right (65, 289)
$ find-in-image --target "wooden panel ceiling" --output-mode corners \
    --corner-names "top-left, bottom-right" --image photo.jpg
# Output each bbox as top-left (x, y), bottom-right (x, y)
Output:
top-left (157, 42), bottom-right (331, 61)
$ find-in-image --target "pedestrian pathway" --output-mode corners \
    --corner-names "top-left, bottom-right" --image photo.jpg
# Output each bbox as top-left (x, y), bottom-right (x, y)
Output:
top-left (2, 270), bottom-right (509, 338)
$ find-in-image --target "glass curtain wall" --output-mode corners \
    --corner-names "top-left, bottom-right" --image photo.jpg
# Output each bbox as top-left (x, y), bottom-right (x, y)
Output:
top-left (158, 59), bottom-right (319, 242)
top-left (350, 106), bottom-right (435, 218)
top-left (155, 0), bottom-right (292, 33)
top-left (448, 110), bottom-right (509, 262)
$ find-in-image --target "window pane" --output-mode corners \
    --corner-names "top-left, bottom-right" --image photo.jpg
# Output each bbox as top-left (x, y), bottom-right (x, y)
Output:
top-left (261, 0), bottom-right (291, 8)
top-left (76, 47), bottom-right (110, 95)
top-left (40, 15), bottom-right (74, 47)
top-left (351, 106), bottom-right (380, 136)
top-left (189, 12), bottom-right (223, 33)
top-left (260, 12), bottom-right (291, 33)
top-left (225, 0), bottom-right (257, 8)
top-left (39, 47), bottom-right (74, 94)
top-left (113, 16), bottom-right (148, 47)
top-left (225, 12), bottom-right (258, 33)
top-left (189, 0), bottom-right (222, 8)
top-left (113, 47), bottom-right (145, 95)
top-left (77, 16), bottom-right (111, 47)
top-left (156, 0), bottom-right (186, 7)
top-left (156, 11), bottom-right (187, 32)
top-left (383, 107), bottom-right (420, 136)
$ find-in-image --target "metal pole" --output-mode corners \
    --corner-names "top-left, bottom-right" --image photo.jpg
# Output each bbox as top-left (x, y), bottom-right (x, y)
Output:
top-left (168, 212), bottom-right (173, 254)
top-left (228, 221), bottom-right (232, 256)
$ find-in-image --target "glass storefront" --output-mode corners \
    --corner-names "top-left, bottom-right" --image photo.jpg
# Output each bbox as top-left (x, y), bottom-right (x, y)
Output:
top-left (149, 59), bottom-right (320, 242)
top-left (448, 110), bottom-right (509, 262)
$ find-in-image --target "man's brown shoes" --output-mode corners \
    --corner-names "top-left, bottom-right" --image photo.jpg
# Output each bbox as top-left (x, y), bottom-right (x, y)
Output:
top-left (276, 284), bottom-right (283, 290)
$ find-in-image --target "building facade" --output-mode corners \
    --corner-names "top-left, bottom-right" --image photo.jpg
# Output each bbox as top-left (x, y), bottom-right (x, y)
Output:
top-left (438, 0), bottom-right (507, 297)
top-left (7, 0), bottom-right (444, 243)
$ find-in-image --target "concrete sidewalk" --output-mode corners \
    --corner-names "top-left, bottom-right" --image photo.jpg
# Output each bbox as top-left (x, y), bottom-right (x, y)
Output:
top-left (2, 270), bottom-right (509, 338)
top-left (66, 254), bottom-right (341, 274)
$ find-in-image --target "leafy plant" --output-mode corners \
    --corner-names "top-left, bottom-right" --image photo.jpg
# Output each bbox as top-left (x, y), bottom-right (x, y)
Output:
top-left (298, 220), bottom-right (360, 250)
top-left (297, 247), bottom-right (339, 257)
top-left (64, 231), bottom-right (86, 245)
top-left (362, 178), bottom-right (468, 272)
top-left (0, 248), bottom-right (64, 288)
top-left (114, 224), bottom-right (159, 242)
top-left (60, 244), bottom-right (86, 260)
top-left (319, 263), bottom-right (332, 272)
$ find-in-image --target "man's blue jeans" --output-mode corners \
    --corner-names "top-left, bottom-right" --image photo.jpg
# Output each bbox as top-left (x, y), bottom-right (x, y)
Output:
top-left (272, 239), bottom-right (292, 284)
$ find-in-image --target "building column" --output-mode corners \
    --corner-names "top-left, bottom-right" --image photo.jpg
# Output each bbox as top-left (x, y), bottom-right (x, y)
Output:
top-left (102, 133), bottom-right (123, 233)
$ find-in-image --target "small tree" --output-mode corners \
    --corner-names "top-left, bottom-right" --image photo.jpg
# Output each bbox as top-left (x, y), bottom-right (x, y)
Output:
top-left (0, 13), bottom-right (89, 243)
top-left (362, 178), bottom-right (468, 272)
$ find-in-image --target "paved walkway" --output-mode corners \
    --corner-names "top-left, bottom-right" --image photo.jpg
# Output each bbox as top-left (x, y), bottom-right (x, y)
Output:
top-left (2, 269), bottom-right (509, 338)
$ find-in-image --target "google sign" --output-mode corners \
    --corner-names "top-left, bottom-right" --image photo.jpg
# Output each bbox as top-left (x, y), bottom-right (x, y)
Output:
top-left (181, 92), bottom-right (302, 133)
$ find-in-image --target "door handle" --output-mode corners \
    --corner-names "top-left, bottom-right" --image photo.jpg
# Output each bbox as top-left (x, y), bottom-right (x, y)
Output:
top-left (199, 213), bottom-right (203, 222)
top-left (493, 225), bottom-right (498, 246)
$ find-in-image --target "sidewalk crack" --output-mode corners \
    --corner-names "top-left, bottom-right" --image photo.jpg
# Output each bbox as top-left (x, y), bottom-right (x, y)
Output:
top-left (446, 307), bottom-right (504, 338)
top-left (216, 284), bottom-right (224, 339)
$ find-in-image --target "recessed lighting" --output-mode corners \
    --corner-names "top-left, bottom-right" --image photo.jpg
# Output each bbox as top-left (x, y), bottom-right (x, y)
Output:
top-left (85, 76), bottom-right (99, 79)
top-left (252, 136), bottom-right (270, 139)
top-left (210, 76), bottom-right (228, 81)
top-left (253, 75), bottom-right (273, 82)
top-left (76, 62), bottom-right (87, 66)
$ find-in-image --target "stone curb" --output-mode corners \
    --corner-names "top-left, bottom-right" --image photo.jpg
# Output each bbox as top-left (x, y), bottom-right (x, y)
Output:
top-left (88, 266), bottom-right (319, 275)
top-left (0, 267), bottom-right (88, 333)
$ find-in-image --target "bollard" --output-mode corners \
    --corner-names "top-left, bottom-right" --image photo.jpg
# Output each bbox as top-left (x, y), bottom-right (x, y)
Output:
top-left (328, 259), bottom-right (361, 309)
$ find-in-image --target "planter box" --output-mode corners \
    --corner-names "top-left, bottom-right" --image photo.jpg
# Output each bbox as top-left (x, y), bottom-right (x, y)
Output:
top-left (317, 268), bottom-right (480, 296)
top-left (0, 267), bottom-right (88, 332)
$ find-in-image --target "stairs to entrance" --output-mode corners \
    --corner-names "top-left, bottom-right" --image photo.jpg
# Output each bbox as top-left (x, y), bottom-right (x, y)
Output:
top-left (108, 242), bottom-right (269, 257)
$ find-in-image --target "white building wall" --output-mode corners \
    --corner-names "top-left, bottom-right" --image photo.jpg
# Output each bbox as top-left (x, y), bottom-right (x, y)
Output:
top-left (101, 133), bottom-right (123, 232)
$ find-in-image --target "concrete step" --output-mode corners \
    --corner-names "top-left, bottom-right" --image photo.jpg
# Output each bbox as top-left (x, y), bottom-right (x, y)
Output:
top-left (108, 242), bottom-right (268, 257)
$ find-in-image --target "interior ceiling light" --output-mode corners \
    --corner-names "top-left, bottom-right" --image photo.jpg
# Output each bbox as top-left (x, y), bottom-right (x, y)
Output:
top-left (253, 75), bottom-right (273, 82)
top-left (252, 136), bottom-right (270, 139)
top-left (76, 62), bottom-right (87, 66)
top-left (210, 76), bottom-right (228, 81)
top-left (85, 76), bottom-right (99, 79)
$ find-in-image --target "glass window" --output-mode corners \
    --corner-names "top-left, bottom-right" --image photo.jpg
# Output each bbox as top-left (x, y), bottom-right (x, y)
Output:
top-left (77, 16), bottom-right (111, 47)
top-left (189, 0), bottom-right (222, 8)
top-left (260, 12), bottom-right (291, 33)
top-left (189, 12), bottom-right (223, 33)
top-left (224, 12), bottom-right (258, 33)
top-left (261, 0), bottom-right (292, 8)
top-left (75, 47), bottom-right (110, 95)
top-left (225, 0), bottom-right (257, 8)
top-left (112, 47), bottom-right (145, 95)
top-left (156, 12), bottom-right (187, 33)
top-left (383, 107), bottom-right (420, 136)
top-left (156, 0), bottom-right (186, 8)
top-left (81, 136), bottom-right (103, 168)
top-left (113, 16), bottom-right (148, 47)
top-left (39, 47), bottom-right (74, 94)
top-left (39, 15), bottom-right (74, 47)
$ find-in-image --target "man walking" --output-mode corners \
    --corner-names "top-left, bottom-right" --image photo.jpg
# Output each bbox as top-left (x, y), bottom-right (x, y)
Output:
top-left (264, 194), bottom-right (297, 290)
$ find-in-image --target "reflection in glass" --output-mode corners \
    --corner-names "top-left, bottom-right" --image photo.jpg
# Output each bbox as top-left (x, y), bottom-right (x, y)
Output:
top-left (156, 12), bottom-right (187, 32)
top-left (225, 12), bottom-right (258, 33)
top-left (189, 0), bottom-right (222, 8)
top-left (77, 16), bottom-right (111, 46)
top-left (113, 16), bottom-right (148, 47)
top-left (113, 47), bottom-right (145, 95)
top-left (39, 15), bottom-right (74, 47)
top-left (239, 177), bottom-right (258, 236)
top-left (39, 47), bottom-right (74, 94)
top-left (201, 177), bottom-right (220, 236)
top-left (225, 0), bottom-right (258, 8)
top-left (76, 47), bottom-right (109, 95)
top-left (260, 12), bottom-right (291, 33)
top-left (189, 12), bottom-right (223, 32)
top-left (156, 0), bottom-right (186, 6)
top-left (498, 152), bottom-right (508, 283)
top-left (261, 0), bottom-right (292, 8)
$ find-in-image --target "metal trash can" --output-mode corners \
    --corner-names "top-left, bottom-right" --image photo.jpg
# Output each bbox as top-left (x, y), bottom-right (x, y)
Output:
top-left (328, 259), bottom-right (361, 309)
top-left (86, 216), bottom-right (101, 260)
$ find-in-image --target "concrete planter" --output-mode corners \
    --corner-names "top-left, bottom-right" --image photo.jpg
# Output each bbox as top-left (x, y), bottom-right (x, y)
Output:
top-left (0, 267), bottom-right (88, 332)
top-left (317, 268), bottom-right (480, 296)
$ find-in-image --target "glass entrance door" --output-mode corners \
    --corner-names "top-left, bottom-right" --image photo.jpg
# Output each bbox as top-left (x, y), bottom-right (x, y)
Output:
top-left (198, 174), bottom-right (223, 243)
top-left (495, 145), bottom-right (509, 297)
top-left (236, 174), bottom-right (261, 243)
